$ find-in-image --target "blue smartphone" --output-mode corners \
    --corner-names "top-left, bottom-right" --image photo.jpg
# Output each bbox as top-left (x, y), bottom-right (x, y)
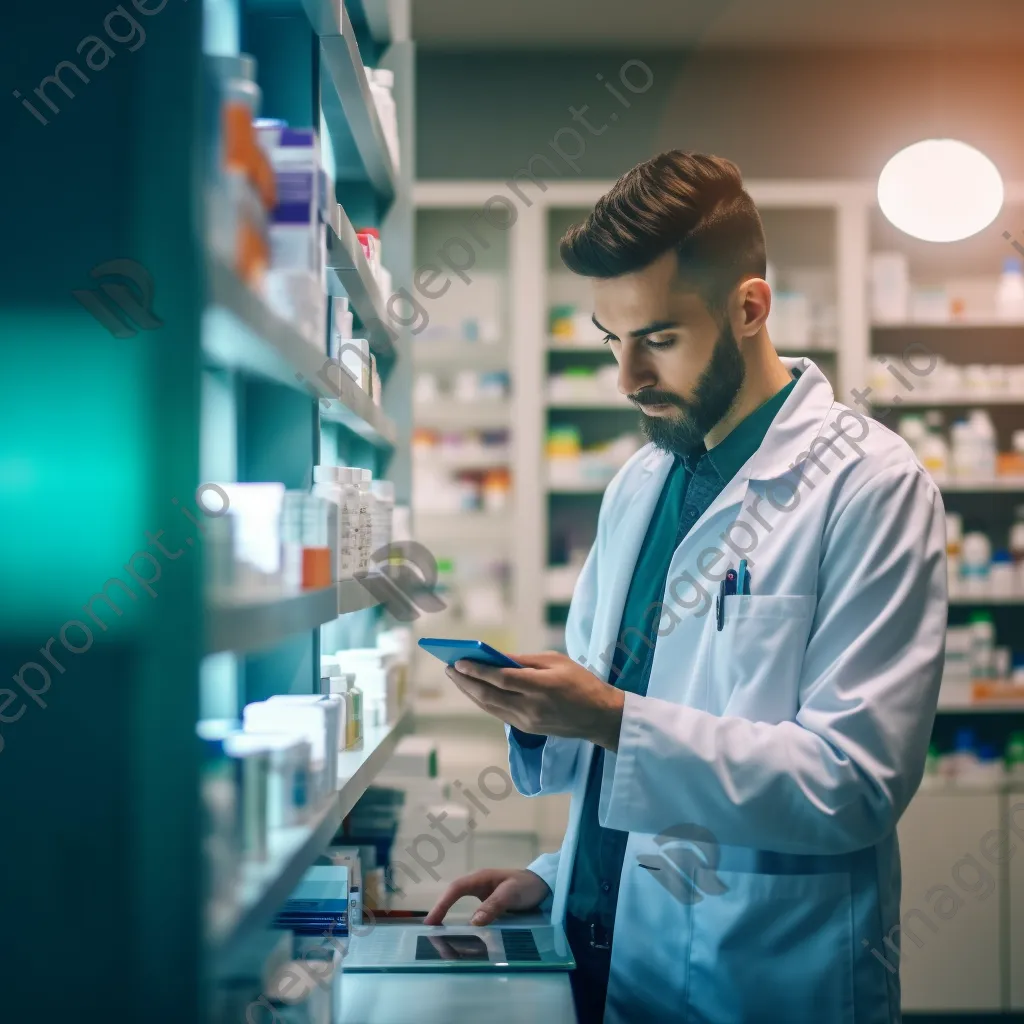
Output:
top-left (417, 638), bottom-right (522, 669)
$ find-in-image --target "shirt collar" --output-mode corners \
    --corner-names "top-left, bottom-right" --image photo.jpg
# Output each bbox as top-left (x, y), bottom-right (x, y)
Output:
top-left (701, 375), bottom-right (797, 483)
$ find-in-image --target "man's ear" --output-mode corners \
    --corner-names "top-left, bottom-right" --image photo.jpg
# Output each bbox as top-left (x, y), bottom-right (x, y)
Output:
top-left (735, 277), bottom-right (771, 338)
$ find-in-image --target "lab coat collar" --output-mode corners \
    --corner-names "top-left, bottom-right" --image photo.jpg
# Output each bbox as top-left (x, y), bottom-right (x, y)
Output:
top-left (638, 357), bottom-right (837, 484)
top-left (741, 357), bottom-right (837, 482)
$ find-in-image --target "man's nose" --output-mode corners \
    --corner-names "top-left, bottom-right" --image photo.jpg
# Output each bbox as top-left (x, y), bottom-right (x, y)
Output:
top-left (617, 344), bottom-right (657, 397)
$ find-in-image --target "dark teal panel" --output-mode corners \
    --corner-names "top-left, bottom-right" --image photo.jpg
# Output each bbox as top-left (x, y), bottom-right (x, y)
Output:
top-left (1, 1), bottom-right (204, 1021)
top-left (243, 8), bottom-right (316, 127)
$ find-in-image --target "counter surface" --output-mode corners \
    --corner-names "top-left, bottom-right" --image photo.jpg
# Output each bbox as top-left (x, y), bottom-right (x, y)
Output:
top-left (336, 971), bottom-right (577, 1024)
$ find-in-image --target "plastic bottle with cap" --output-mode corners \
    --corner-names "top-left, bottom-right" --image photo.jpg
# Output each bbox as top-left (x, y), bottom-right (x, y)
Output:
top-left (950, 419), bottom-right (973, 481)
top-left (355, 469), bottom-right (374, 572)
top-left (897, 414), bottom-right (927, 458)
top-left (918, 414), bottom-right (949, 483)
top-left (996, 256), bottom-right (1024, 320)
top-left (1010, 505), bottom-right (1024, 594)
top-left (961, 532), bottom-right (992, 597)
top-left (947, 728), bottom-right (980, 785)
top-left (312, 465), bottom-right (343, 582)
top-left (968, 611), bottom-right (996, 678)
top-left (370, 478), bottom-right (395, 555)
top-left (368, 67), bottom-right (399, 169)
top-left (991, 549), bottom-right (1015, 598)
top-left (335, 468), bottom-right (360, 579)
top-left (946, 513), bottom-right (963, 595)
top-left (969, 409), bottom-right (997, 481)
top-left (959, 743), bottom-right (1006, 788)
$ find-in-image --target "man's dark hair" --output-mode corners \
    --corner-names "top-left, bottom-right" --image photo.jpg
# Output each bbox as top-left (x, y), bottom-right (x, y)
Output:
top-left (559, 151), bottom-right (766, 315)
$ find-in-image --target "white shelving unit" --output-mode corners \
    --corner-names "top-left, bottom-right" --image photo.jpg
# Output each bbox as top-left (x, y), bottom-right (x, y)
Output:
top-left (940, 479), bottom-right (1024, 492)
top-left (409, 200), bottom-right (519, 721)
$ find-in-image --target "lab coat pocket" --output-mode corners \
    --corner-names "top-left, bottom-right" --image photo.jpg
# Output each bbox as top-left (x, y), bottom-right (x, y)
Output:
top-left (686, 867), bottom-right (855, 1024)
top-left (707, 595), bottom-right (815, 718)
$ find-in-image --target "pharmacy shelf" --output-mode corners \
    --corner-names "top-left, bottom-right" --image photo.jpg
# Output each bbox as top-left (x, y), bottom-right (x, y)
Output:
top-left (547, 396), bottom-right (634, 410)
top-left (548, 480), bottom-right (612, 494)
top-left (338, 574), bottom-right (386, 614)
top-left (949, 594), bottom-right (1024, 606)
top-left (548, 338), bottom-right (609, 351)
top-left (413, 340), bottom-right (509, 370)
top-left (416, 512), bottom-right (512, 544)
top-left (207, 586), bottom-right (340, 655)
top-left (939, 479), bottom-right (1024, 493)
top-left (205, 258), bottom-right (396, 449)
top-left (937, 696), bottom-right (1024, 713)
top-left (325, 203), bottom-right (393, 359)
top-left (336, 706), bottom-right (416, 817)
top-left (414, 400), bottom-right (512, 430)
top-left (207, 579), bottom-right (383, 654)
top-left (870, 395), bottom-right (1024, 407)
top-left (414, 449), bottom-right (511, 471)
top-left (872, 318), bottom-right (1024, 329)
top-left (304, 0), bottom-right (396, 201)
top-left (211, 705), bottom-right (413, 961)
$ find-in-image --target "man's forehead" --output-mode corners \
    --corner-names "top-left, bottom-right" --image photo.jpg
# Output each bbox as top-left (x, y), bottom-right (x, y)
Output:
top-left (592, 279), bottom-right (707, 323)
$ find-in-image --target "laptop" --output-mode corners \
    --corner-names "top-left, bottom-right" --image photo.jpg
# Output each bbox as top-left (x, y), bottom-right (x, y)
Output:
top-left (339, 922), bottom-right (575, 973)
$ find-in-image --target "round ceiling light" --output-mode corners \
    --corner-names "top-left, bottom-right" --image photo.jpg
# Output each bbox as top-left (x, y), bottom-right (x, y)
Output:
top-left (877, 139), bottom-right (1004, 243)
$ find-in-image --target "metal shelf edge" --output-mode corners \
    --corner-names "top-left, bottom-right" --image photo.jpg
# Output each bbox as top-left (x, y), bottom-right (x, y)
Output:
top-left (206, 258), bottom-right (396, 450)
top-left (338, 575), bottom-right (384, 614)
top-left (206, 586), bottom-right (339, 655)
top-left (316, 2), bottom-right (397, 202)
top-left (336, 706), bottom-right (415, 819)
top-left (326, 203), bottom-right (394, 360)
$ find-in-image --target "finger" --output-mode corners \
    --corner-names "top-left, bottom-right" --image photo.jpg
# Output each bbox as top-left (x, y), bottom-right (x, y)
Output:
top-left (423, 874), bottom-right (498, 925)
top-left (451, 661), bottom-right (546, 694)
top-left (447, 671), bottom-right (518, 722)
top-left (451, 660), bottom-right (520, 689)
top-left (506, 652), bottom-right (559, 668)
top-left (499, 666), bottom-right (554, 689)
top-left (470, 878), bottom-right (519, 925)
top-left (447, 666), bottom-right (517, 705)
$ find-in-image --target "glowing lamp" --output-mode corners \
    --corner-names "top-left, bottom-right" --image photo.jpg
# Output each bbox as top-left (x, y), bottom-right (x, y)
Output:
top-left (877, 139), bottom-right (1003, 243)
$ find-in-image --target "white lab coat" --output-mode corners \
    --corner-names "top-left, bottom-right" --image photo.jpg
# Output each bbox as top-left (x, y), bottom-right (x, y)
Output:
top-left (507, 358), bottom-right (947, 1024)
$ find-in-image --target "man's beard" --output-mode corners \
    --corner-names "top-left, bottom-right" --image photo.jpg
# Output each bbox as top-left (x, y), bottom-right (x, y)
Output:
top-left (630, 323), bottom-right (746, 457)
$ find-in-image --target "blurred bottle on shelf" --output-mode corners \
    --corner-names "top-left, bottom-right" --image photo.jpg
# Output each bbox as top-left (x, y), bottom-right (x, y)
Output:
top-left (870, 252), bottom-right (910, 323)
top-left (946, 512), bottom-right (962, 583)
top-left (996, 257), bottom-right (1024, 320)
top-left (918, 412), bottom-right (949, 482)
top-left (961, 533), bottom-right (992, 597)
top-left (1010, 506), bottom-right (1024, 587)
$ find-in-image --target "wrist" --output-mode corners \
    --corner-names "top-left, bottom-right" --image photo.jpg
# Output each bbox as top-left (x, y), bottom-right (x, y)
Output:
top-left (592, 686), bottom-right (625, 752)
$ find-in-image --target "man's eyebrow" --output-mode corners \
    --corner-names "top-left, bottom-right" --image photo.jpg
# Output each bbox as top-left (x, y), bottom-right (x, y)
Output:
top-left (591, 316), bottom-right (682, 339)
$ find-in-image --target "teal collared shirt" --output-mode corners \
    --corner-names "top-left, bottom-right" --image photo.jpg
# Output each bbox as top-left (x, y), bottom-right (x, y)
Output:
top-left (563, 376), bottom-right (797, 935)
